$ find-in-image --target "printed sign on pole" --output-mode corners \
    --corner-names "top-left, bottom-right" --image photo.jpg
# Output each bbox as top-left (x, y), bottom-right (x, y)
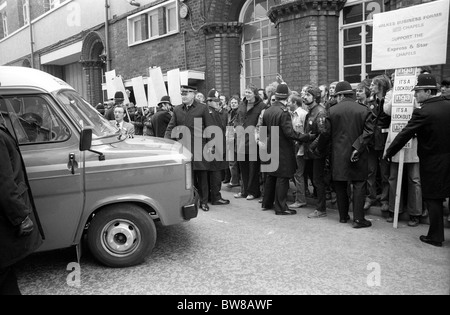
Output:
top-left (372, 0), bottom-right (449, 70)
top-left (390, 67), bottom-right (419, 149)
top-left (168, 69), bottom-right (183, 106)
top-left (131, 76), bottom-right (148, 108)
top-left (105, 70), bottom-right (116, 100)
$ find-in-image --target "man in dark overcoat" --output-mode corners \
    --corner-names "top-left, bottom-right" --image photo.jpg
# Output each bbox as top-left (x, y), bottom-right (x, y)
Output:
top-left (322, 81), bottom-right (374, 227)
top-left (0, 123), bottom-right (44, 294)
top-left (165, 85), bottom-right (214, 212)
top-left (151, 96), bottom-right (173, 138)
top-left (205, 89), bottom-right (230, 207)
top-left (261, 83), bottom-right (315, 215)
top-left (385, 74), bottom-right (450, 247)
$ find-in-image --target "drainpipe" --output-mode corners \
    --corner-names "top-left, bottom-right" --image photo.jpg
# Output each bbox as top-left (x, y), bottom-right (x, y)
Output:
top-left (105, 0), bottom-right (111, 71)
top-left (183, 31), bottom-right (188, 70)
top-left (27, 0), bottom-right (34, 68)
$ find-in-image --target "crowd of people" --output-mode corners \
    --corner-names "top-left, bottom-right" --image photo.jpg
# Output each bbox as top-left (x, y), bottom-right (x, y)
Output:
top-left (96, 71), bottom-right (449, 247)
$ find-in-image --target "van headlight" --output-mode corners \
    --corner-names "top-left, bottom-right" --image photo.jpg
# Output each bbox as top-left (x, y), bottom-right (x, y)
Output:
top-left (185, 162), bottom-right (192, 190)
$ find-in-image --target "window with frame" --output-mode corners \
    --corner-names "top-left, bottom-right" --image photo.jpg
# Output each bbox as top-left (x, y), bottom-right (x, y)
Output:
top-left (0, 95), bottom-right (71, 145)
top-left (340, 0), bottom-right (385, 84)
top-left (128, 0), bottom-right (178, 46)
top-left (241, 0), bottom-right (278, 90)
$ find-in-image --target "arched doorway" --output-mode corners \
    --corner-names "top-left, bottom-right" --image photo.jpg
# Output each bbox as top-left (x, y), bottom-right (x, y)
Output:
top-left (81, 31), bottom-right (106, 106)
top-left (240, 0), bottom-right (279, 92)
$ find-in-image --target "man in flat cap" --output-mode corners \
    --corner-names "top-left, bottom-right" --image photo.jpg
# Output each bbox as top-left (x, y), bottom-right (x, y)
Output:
top-left (151, 95), bottom-right (173, 138)
top-left (165, 85), bottom-right (214, 212)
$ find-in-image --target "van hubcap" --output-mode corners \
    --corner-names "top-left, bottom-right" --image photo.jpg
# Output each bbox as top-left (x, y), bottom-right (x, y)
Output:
top-left (101, 220), bottom-right (141, 257)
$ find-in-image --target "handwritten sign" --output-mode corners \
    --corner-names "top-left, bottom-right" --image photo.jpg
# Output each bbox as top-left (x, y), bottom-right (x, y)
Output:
top-left (372, 0), bottom-right (449, 70)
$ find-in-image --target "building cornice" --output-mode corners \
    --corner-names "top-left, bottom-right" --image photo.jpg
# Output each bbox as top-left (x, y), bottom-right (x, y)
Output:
top-left (202, 22), bottom-right (243, 39)
top-left (268, 0), bottom-right (347, 26)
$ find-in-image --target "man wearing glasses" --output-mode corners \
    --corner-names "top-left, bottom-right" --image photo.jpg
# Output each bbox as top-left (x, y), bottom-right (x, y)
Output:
top-left (165, 85), bottom-right (214, 212)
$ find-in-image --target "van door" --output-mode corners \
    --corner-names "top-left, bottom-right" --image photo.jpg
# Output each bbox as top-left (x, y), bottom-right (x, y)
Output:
top-left (0, 93), bottom-right (84, 252)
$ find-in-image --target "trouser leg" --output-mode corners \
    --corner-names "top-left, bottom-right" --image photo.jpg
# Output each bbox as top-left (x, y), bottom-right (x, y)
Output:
top-left (352, 181), bottom-right (366, 221)
top-left (195, 170), bottom-right (209, 204)
top-left (209, 171), bottom-right (223, 203)
top-left (424, 198), bottom-right (445, 243)
top-left (274, 177), bottom-right (289, 213)
top-left (334, 181), bottom-right (349, 220)
top-left (313, 158), bottom-right (326, 212)
top-left (0, 266), bottom-right (21, 296)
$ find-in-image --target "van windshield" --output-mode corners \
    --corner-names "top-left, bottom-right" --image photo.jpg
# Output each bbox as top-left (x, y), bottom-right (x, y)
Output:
top-left (56, 90), bottom-right (118, 139)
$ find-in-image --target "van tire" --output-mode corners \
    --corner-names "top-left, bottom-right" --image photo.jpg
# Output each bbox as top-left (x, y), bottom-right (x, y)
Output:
top-left (87, 204), bottom-right (156, 268)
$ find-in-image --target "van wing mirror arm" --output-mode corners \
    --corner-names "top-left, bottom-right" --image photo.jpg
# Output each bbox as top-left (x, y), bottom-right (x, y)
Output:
top-left (89, 149), bottom-right (106, 161)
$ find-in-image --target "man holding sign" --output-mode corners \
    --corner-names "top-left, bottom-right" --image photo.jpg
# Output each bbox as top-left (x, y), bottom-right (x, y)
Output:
top-left (384, 74), bottom-right (450, 247)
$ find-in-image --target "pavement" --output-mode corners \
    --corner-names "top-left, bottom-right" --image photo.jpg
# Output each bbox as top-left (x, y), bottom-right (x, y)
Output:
top-left (14, 183), bottom-right (450, 295)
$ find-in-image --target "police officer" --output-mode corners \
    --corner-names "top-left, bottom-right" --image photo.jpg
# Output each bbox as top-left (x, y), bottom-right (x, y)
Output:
top-left (205, 89), bottom-right (230, 207)
top-left (165, 85), bottom-right (214, 212)
top-left (261, 83), bottom-right (315, 215)
top-left (385, 74), bottom-right (450, 247)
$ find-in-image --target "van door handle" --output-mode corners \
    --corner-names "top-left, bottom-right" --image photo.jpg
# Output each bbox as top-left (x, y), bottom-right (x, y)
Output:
top-left (68, 153), bottom-right (78, 175)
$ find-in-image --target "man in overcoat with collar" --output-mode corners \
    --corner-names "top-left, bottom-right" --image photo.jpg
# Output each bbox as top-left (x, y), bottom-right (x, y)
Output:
top-left (261, 83), bottom-right (315, 215)
top-left (322, 81), bottom-right (374, 228)
top-left (165, 85), bottom-right (214, 212)
top-left (0, 122), bottom-right (44, 294)
top-left (385, 74), bottom-right (450, 247)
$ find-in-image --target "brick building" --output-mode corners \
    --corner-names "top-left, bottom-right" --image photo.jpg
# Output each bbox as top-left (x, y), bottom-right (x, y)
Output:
top-left (1, 0), bottom-right (449, 107)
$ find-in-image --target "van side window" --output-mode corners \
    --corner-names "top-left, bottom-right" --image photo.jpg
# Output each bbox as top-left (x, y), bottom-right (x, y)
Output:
top-left (0, 95), bottom-right (70, 144)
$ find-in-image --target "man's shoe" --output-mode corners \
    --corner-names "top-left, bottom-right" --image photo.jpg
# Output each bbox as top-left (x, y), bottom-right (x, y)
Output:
top-left (246, 195), bottom-right (256, 200)
top-left (407, 216), bottom-right (420, 227)
top-left (380, 202), bottom-right (390, 212)
top-left (234, 192), bottom-right (246, 199)
top-left (339, 215), bottom-right (351, 223)
top-left (307, 210), bottom-right (327, 218)
top-left (200, 203), bottom-right (210, 212)
top-left (276, 209), bottom-right (297, 215)
top-left (212, 199), bottom-right (230, 205)
top-left (353, 219), bottom-right (372, 229)
top-left (419, 235), bottom-right (442, 247)
top-left (288, 201), bottom-right (307, 209)
top-left (227, 183), bottom-right (240, 188)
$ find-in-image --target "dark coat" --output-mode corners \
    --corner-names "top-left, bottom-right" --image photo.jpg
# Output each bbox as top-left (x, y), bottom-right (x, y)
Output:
top-left (234, 96), bottom-right (265, 157)
top-left (326, 98), bottom-right (374, 181)
top-left (385, 95), bottom-right (450, 199)
top-left (262, 101), bottom-right (312, 178)
top-left (0, 124), bottom-right (43, 269)
top-left (151, 109), bottom-right (172, 138)
top-left (207, 106), bottom-right (229, 171)
top-left (367, 97), bottom-right (391, 151)
top-left (304, 104), bottom-right (329, 159)
top-left (165, 100), bottom-right (214, 171)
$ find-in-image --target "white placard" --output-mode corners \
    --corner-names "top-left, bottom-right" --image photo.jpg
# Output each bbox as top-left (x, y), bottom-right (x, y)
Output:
top-left (372, 0), bottom-right (449, 70)
top-left (113, 75), bottom-right (130, 104)
top-left (168, 69), bottom-right (182, 106)
top-left (148, 67), bottom-right (167, 108)
top-left (131, 76), bottom-right (148, 108)
top-left (105, 70), bottom-right (116, 100)
top-left (390, 67), bottom-right (419, 149)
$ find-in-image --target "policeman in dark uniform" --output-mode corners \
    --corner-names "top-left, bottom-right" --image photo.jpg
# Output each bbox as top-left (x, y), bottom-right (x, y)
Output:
top-left (261, 83), bottom-right (315, 215)
top-left (385, 74), bottom-right (450, 247)
top-left (205, 89), bottom-right (230, 207)
top-left (165, 85), bottom-right (214, 212)
top-left (151, 96), bottom-right (173, 138)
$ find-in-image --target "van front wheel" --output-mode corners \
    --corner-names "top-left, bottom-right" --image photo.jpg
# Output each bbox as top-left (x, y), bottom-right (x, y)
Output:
top-left (87, 204), bottom-right (156, 268)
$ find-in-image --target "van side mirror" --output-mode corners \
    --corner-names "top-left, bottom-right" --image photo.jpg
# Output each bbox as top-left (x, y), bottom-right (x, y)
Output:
top-left (79, 128), bottom-right (93, 151)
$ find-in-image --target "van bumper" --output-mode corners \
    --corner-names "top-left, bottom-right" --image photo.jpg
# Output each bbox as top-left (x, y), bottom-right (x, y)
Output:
top-left (182, 189), bottom-right (199, 220)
